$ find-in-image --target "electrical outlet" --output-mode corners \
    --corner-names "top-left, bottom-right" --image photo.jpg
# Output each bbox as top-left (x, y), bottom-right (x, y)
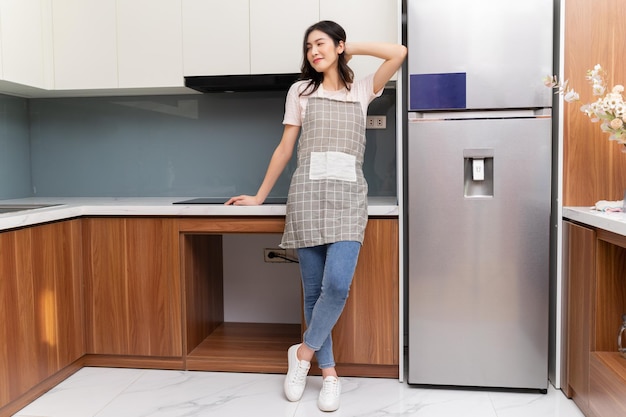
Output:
top-left (366, 115), bottom-right (386, 129)
top-left (264, 248), bottom-right (287, 263)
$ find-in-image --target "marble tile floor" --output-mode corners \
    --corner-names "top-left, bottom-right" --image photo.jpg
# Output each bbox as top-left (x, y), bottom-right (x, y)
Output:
top-left (13, 367), bottom-right (585, 417)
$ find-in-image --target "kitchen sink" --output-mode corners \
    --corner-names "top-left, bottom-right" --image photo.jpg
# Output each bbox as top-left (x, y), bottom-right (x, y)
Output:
top-left (0, 204), bottom-right (60, 214)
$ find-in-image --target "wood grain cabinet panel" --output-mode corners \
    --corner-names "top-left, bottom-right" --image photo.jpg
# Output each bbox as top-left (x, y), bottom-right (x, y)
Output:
top-left (0, 220), bottom-right (83, 411)
top-left (563, 221), bottom-right (596, 415)
top-left (590, 352), bottom-right (626, 417)
top-left (332, 218), bottom-right (399, 376)
top-left (181, 217), bottom-right (399, 378)
top-left (83, 218), bottom-right (182, 357)
top-left (563, 223), bottom-right (626, 417)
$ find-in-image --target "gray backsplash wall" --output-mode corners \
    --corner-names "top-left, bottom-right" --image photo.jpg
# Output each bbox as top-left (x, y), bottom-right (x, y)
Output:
top-left (18, 88), bottom-right (396, 198)
top-left (0, 94), bottom-right (32, 199)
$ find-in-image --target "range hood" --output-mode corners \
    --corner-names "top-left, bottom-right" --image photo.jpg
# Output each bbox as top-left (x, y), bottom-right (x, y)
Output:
top-left (185, 73), bottom-right (300, 93)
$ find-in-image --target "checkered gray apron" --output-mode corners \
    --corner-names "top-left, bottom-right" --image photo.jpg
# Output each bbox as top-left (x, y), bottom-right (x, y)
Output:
top-left (281, 95), bottom-right (368, 249)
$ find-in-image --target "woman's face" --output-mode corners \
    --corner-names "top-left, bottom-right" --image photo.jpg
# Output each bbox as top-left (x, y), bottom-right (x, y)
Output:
top-left (306, 29), bottom-right (344, 74)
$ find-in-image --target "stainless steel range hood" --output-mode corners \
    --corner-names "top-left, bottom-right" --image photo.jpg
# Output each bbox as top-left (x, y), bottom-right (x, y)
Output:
top-left (185, 73), bottom-right (300, 93)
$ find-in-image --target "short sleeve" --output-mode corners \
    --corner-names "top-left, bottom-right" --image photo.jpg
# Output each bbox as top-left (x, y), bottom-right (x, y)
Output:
top-left (354, 73), bottom-right (383, 105)
top-left (282, 81), bottom-right (306, 126)
top-left (351, 74), bottom-right (383, 117)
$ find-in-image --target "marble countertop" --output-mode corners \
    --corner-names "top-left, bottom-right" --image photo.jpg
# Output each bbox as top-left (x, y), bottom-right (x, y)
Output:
top-left (0, 196), bottom-right (399, 231)
top-left (563, 206), bottom-right (626, 237)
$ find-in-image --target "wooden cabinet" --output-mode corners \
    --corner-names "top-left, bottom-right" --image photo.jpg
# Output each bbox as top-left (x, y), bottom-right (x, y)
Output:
top-left (331, 218), bottom-right (399, 376)
top-left (320, 0), bottom-right (399, 79)
top-left (0, 220), bottom-right (83, 412)
top-left (563, 220), bottom-right (626, 417)
top-left (180, 216), bottom-right (399, 378)
top-left (563, 220), bottom-right (596, 415)
top-left (589, 231), bottom-right (626, 417)
top-left (1, 214), bottom-right (398, 412)
top-left (82, 218), bottom-right (182, 358)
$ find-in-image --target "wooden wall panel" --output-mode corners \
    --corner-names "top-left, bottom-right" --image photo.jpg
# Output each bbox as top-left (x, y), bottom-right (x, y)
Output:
top-left (564, 0), bottom-right (626, 206)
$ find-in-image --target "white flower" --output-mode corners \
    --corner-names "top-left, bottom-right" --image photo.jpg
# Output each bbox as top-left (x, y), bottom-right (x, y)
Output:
top-left (564, 89), bottom-right (579, 102)
top-left (593, 83), bottom-right (606, 96)
top-left (610, 117), bottom-right (624, 130)
top-left (543, 75), bottom-right (557, 88)
top-left (546, 63), bottom-right (626, 151)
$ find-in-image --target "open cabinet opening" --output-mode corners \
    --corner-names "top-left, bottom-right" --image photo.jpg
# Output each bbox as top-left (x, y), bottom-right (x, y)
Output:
top-left (181, 232), bottom-right (301, 374)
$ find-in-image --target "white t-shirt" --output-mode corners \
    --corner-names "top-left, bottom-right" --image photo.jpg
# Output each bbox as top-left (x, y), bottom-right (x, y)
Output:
top-left (282, 74), bottom-right (383, 126)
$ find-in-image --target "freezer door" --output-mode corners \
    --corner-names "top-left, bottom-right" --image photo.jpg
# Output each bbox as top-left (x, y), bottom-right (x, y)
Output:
top-left (407, 0), bottom-right (553, 110)
top-left (407, 116), bottom-right (551, 389)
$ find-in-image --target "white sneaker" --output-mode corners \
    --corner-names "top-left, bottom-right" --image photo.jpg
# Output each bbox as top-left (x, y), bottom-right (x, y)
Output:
top-left (318, 376), bottom-right (341, 412)
top-left (284, 344), bottom-right (310, 401)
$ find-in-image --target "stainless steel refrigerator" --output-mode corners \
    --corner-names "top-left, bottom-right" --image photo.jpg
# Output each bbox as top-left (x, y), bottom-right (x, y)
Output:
top-left (406, 0), bottom-right (553, 391)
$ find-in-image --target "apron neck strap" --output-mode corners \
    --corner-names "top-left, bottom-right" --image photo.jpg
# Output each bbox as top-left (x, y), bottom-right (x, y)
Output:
top-left (318, 84), bottom-right (353, 101)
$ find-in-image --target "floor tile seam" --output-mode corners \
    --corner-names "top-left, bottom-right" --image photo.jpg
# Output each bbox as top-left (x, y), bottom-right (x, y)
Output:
top-left (92, 368), bottom-right (149, 417)
top-left (486, 386), bottom-right (555, 417)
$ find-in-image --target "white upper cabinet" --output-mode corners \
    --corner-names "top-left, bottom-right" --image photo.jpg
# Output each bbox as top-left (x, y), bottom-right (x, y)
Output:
top-left (249, 0), bottom-right (318, 74)
top-left (52, 0), bottom-right (118, 90)
top-left (182, 0), bottom-right (250, 76)
top-left (0, 0), bottom-right (53, 89)
top-left (116, 0), bottom-right (183, 88)
top-left (0, 0), bottom-right (399, 95)
top-left (320, 0), bottom-right (399, 80)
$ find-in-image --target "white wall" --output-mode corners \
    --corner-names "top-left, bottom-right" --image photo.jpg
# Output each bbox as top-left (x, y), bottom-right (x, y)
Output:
top-left (223, 234), bottom-right (302, 324)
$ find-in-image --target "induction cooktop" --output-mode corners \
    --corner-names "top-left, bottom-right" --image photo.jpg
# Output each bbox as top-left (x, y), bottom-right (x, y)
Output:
top-left (173, 197), bottom-right (287, 205)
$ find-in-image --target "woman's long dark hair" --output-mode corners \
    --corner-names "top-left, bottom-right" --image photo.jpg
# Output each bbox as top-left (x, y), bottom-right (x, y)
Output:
top-left (299, 20), bottom-right (354, 97)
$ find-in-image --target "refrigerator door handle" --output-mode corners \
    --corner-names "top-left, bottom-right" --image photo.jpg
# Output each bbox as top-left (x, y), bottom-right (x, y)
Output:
top-left (408, 108), bottom-right (551, 121)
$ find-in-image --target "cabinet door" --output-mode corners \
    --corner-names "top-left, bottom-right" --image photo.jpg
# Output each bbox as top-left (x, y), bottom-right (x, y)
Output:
top-left (117, 0), bottom-right (184, 88)
top-left (332, 218), bottom-right (399, 373)
top-left (563, 220), bottom-right (595, 414)
top-left (52, 0), bottom-right (118, 89)
top-left (0, 220), bottom-right (83, 409)
top-left (83, 218), bottom-right (182, 357)
top-left (0, 0), bottom-right (53, 89)
top-left (0, 228), bottom-right (38, 407)
top-left (182, 0), bottom-right (250, 76)
top-left (320, 0), bottom-right (399, 80)
top-left (249, 0), bottom-right (318, 74)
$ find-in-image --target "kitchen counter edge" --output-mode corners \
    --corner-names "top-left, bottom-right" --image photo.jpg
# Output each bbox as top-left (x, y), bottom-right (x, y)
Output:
top-left (0, 197), bottom-right (399, 232)
top-left (563, 206), bottom-right (626, 237)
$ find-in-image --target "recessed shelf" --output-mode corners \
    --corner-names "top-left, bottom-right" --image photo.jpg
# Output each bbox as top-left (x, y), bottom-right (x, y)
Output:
top-left (592, 352), bottom-right (626, 382)
top-left (186, 322), bottom-right (301, 373)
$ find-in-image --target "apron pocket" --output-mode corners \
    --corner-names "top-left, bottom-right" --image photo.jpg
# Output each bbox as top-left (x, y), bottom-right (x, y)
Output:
top-left (309, 151), bottom-right (357, 182)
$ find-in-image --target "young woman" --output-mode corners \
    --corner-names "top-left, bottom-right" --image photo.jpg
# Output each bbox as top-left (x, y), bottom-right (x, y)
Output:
top-left (226, 20), bottom-right (406, 412)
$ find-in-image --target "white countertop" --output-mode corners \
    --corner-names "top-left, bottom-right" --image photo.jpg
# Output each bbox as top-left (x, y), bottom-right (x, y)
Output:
top-left (563, 206), bottom-right (626, 236)
top-left (0, 197), bottom-right (399, 232)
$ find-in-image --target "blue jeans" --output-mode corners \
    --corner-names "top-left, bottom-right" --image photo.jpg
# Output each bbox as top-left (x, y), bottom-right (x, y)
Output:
top-left (297, 241), bottom-right (361, 369)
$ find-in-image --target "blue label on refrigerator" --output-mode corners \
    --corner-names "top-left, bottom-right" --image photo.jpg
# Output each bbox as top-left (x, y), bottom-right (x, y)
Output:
top-left (409, 72), bottom-right (466, 111)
